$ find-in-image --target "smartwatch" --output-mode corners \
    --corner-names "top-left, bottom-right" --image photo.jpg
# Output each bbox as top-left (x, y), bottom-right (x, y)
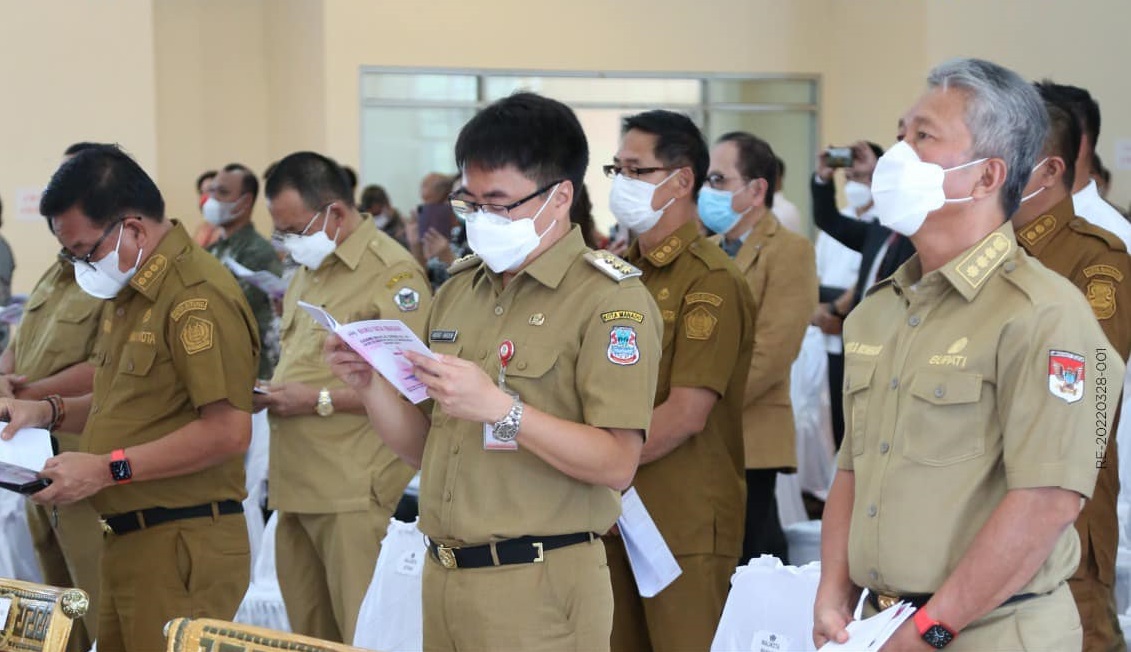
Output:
top-left (914, 608), bottom-right (956, 649)
top-left (109, 449), bottom-right (133, 484)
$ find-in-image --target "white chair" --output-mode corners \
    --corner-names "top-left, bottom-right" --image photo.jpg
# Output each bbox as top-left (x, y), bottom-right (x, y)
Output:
top-left (232, 513), bottom-right (290, 632)
top-left (783, 519), bottom-right (822, 567)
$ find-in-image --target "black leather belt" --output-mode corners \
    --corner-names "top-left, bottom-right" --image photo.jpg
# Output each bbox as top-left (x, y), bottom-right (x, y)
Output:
top-left (428, 532), bottom-right (595, 569)
top-left (867, 589), bottom-right (1038, 612)
top-left (100, 500), bottom-right (243, 536)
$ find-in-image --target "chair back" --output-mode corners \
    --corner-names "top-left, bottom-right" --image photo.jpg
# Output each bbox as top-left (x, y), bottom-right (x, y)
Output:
top-left (0, 577), bottom-right (89, 652)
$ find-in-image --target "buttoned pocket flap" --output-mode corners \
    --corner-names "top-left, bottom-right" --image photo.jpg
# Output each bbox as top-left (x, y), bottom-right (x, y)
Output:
top-left (844, 360), bottom-right (876, 395)
top-left (56, 300), bottom-right (100, 323)
top-left (119, 343), bottom-right (157, 376)
top-left (909, 370), bottom-right (983, 406)
top-left (506, 345), bottom-right (557, 379)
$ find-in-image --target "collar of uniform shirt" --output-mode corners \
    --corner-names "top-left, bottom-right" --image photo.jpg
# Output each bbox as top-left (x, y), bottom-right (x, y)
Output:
top-left (128, 220), bottom-right (190, 301)
top-left (329, 214), bottom-right (378, 271)
top-left (476, 225), bottom-right (586, 292)
top-left (629, 220), bottom-right (698, 268)
top-left (1015, 194), bottom-right (1073, 257)
top-left (890, 222), bottom-right (1018, 304)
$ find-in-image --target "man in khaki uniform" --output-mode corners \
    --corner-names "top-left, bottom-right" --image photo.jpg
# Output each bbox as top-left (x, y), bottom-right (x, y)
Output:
top-left (258, 151), bottom-right (429, 643)
top-left (0, 260), bottom-right (102, 652)
top-left (1, 145), bottom-right (259, 652)
top-left (604, 110), bottom-right (754, 652)
top-left (1011, 100), bottom-right (1131, 651)
top-left (701, 131), bottom-right (819, 564)
top-left (815, 59), bottom-right (1119, 651)
top-left (325, 92), bottom-right (660, 651)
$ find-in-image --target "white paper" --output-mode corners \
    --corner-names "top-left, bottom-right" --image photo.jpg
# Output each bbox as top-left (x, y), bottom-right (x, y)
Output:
top-left (222, 256), bottom-right (289, 299)
top-left (0, 423), bottom-right (53, 471)
top-left (0, 303), bottom-right (23, 325)
top-left (0, 596), bottom-right (10, 629)
top-left (617, 487), bottom-right (682, 598)
top-left (818, 600), bottom-right (916, 652)
top-left (297, 301), bottom-right (436, 404)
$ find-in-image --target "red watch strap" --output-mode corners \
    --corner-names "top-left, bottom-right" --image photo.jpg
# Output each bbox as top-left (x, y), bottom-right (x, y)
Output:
top-left (111, 449), bottom-right (127, 462)
top-left (914, 608), bottom-right (956, 638)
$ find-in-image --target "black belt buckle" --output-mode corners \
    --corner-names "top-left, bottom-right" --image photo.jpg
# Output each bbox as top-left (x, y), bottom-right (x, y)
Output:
top-left (430, 532), bottom-right (592, 569)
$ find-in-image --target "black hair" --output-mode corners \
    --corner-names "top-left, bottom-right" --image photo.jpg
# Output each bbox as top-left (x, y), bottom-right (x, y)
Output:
top-left (264, 152), bottom-right (355, 210)
top-left (64, 142), bottom-right (111, 158)
top-left (360, 184), bottom-right (391, 211)
top-left (1035, 81), bottom-right (1100, 152)
top-left (866, 141), bottom-right (885, 160)
top-left (1042, 102), bottom-right (1080, 191)
top-left (569, 183), bottom-right (600, 249)
top-left (41, 144), bottom-right (165, 227)
top-left (455, 92), bottom-right (588, 195)
top-left (222, 163), bottom-right (259, 203)
top-left (341, 165), bottom-right (358, 193)
top-left (720, 132), bottom-right (779, 209)
top-left (622, 110), bottom-right (709, 199)
top-left (1094, 153), bottom-right (1111, 186)
top-left (195, 170), bottom-right (218, 195)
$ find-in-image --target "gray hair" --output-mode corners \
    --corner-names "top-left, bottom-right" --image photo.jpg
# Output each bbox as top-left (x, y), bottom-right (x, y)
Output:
top-left (927, 58), bottom-right (1049, 218)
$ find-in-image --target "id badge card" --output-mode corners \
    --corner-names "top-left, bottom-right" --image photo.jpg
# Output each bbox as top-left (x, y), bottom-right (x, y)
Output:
top-left (484, 339), bottom-right (519, 451)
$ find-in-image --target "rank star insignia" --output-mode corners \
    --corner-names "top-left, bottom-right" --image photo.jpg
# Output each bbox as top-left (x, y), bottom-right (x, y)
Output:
top-left (1048, 349), bottom-right (1085, 403)
top-left (394, 287), bottom-right (420, 312)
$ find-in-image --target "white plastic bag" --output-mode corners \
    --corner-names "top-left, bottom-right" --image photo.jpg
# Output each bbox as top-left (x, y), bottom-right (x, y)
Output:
top-left (353, 518), bottom-right (425, 652)
top-left (711, 556), bottom-right (821, 652)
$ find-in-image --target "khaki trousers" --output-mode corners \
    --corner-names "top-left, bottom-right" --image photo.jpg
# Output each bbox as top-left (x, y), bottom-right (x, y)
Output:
top-left (275, 506), bottom-right (391, 643)
top-left (422, 537), bottom-right (613, 651)
top-left (604, 536), bottom-right (736, 652)
top-left (97, 513), bottom-right (249, 652)
top-left (25, 499), bottom-right (103, 652)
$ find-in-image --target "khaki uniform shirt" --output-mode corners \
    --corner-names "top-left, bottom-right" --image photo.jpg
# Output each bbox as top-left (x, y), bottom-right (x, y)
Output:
top-left (270, 216), bottom-right (430, 514)
top-left (209, 222), bottom-right (284, 380)
top-left (10, 261), bottom-right (103, 452)
top-left (625, 221), bottom-right (755, 557)
top-left (420, 227), bottom-right (661, 546)
top-left (713, 214), bottom-right (818, 470)
top-left (84, 222), bottom-right (259, 516)
top-left (838, 222), bottom-right (1121, 596)
top-left (1016, 194), bottom-right (1131, 588)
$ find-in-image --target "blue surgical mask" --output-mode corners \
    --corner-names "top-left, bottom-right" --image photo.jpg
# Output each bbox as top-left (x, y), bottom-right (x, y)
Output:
top-left (697, 186), bottom-right (751, 235)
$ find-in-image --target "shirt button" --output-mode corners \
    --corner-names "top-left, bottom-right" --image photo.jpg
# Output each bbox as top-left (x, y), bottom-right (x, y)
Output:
top-left (869, 570), bottom-right (879, 581)
top-left (1003, 261), bottom-right (1016, 273)
top-left (867, 504), bottom-right (877, 517)
top-left (890, 377), bottom-right (899, 390)
top-left (517, 361), bottom-right (527, 370)
top-left (879, 442), bottom-right (890, 454)
top-left (934, 386), bottom-right (946, 398)
top-left (126, 361), bottom-right (135, 372)
top-left (494, 305), bottom-right (504, 316)
top-left (444, 491), bottom-right (452, 502)
top-left (116, 307), bottom-right (125, 317)
top-left (91, 404), bottom-right (99, 414)
top-left (908, 315), bottom-right (921, 327)
top-left (452, 444), bottom-right (460, 454)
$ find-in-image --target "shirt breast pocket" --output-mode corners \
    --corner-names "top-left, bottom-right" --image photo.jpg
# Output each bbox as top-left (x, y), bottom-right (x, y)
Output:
top-left (504, 344), bottom-right (558, 398)
top-left (844, 360), bottom-right (875, 457)
top-left (46, 301), bottom-right (99, 355)
top-left (119, 343), bottom-right (158, 377)
top-left (903, 370), bottom-right (986, 466)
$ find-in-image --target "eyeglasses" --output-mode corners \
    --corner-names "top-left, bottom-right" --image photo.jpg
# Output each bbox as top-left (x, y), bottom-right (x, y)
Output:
top-left (448, 180), bottom-right (564, 218)
top-left (705, 172), bottom-right (745, 190)
top-left (602, 164), bottom-right (677, 179)
top-left (58, 219), bottom-right (123, 267)
top-left (273, 203), bottom-right (334, 238)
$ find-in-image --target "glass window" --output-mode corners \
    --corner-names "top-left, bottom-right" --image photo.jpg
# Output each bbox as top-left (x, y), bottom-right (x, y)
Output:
top-left (361, 73), bottom-right (477, 103)
top-left (484, 77), bottom-right (701, 106)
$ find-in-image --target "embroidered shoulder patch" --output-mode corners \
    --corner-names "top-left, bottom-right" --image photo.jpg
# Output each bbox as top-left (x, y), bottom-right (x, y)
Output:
top-left (685, 292), bottom-right (723, 307)
top-left (394, 287), bottom-right (420, 312)
top-left (684, 305), bottom-right (718, 340)
top-left (1048, 350), bottom-right (1085, 403)
top-left (607, 326), bottom-right (640, 365)
top-left (601, 310), bottom-right (645, 324)
top-left (180, 315), bottom-right (214, 355)
top-left (171, 299), bottom-right (208, 322)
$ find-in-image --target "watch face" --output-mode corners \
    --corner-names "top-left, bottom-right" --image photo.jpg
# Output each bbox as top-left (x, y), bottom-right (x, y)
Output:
top-left (923, 625), bottom-right (954, 649)
top-left (110, 459), bottom-right (132, 482)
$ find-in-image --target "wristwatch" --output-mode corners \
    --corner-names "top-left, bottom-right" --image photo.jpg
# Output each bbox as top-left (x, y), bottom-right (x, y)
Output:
top-left (316, 388), bottom-right (334, 417)
top-left (490, 394), bottom-right (524, 442)
top-left (109, 449), bottom-right (132, 484)
top-left (914, 609), bottom-right (956, 649)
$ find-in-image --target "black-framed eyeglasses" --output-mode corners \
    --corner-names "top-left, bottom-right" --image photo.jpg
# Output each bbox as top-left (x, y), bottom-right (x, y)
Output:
top-left (602, 164), bottom-right (677, 179)
top-left (448, 180), bottom-right (564, 218)
top-left (58, 218), bottom-right (123, 267)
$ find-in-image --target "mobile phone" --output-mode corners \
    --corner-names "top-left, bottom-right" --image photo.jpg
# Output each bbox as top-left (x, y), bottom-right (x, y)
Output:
top-left (417, 204), bottom-right (457, 239)
top-left (826, 147), bottom-right (854, 168)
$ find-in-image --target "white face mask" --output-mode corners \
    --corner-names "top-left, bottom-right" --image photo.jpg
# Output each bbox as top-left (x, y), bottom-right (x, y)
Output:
top-left (202, 195), bottom-right (242, 226)
top-left (608, 171), bottom-right (678, 233)
top-left (843, 180), bottom-right (873, 212)
top-left (870, 140), bottom-right (988, 237)
top-left (74, 225), bottom-right (142, 299)
top-left (282, 205), bottom-right (340, 269)
top-left (465, 184), bottom-right (559, 273)
top-left (1019, 157), bottom-right (1050, 204)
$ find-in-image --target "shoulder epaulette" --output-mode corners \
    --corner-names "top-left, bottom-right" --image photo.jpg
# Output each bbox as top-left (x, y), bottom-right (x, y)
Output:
top-left (447, 253), bottom-right (482, 275)
top-left (585, 250), bottom-right (642, 282)
top-left (1068, 217), bottom-right (1128, 253)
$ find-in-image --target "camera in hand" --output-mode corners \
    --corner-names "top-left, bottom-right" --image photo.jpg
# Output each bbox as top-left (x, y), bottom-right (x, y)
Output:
top-left (825, 147), bottom-right (854, 168)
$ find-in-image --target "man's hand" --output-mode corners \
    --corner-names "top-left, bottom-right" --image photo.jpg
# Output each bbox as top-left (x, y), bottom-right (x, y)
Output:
top-left (324, 334), bottom-right (373, 390)
top-left (879, 618), bottom-right (932, 651)
top-left (816, 147), bottom-right (836, 183)
top-left (422, 228), bottom-right (454, 263)
top-left (0, 398), bottom-right (54, 440)
top-left (0, 374), bottom-right (26, 399)
top-left (851, 140), bottom-right (879, 181)
top-left (405, 351), bottom-right (511, 424)
top-left (813, 599), bottom-right (854, 648)
top-left (30, 452), bottom-right (112, 505)
top-left (259, 382), bottom-right (319, 417)
top-left (811, 305), bottom-right (844, 335)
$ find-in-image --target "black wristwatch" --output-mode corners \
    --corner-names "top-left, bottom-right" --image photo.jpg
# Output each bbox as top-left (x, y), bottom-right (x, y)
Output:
top-left (915, 609), bottom-right (956, 649)
top-left (109, 449), bottom-right (133, 484)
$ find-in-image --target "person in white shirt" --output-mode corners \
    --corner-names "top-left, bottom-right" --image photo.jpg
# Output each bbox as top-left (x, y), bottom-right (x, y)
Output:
top-left (1036, 81), bottom-right (1131, 249)
top-left (772, 156), bottom-right (805, 236)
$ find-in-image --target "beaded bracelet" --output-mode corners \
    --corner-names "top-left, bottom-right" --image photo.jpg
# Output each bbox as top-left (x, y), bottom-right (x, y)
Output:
top-left (42, 394), bottom-right (65, 432)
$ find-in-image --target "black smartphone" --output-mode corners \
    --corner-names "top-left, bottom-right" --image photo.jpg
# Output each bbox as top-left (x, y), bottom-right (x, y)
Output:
top-left (826, 147), bottom-right (854, 168)
top-left (417, 204), bottom-right (456, 239)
